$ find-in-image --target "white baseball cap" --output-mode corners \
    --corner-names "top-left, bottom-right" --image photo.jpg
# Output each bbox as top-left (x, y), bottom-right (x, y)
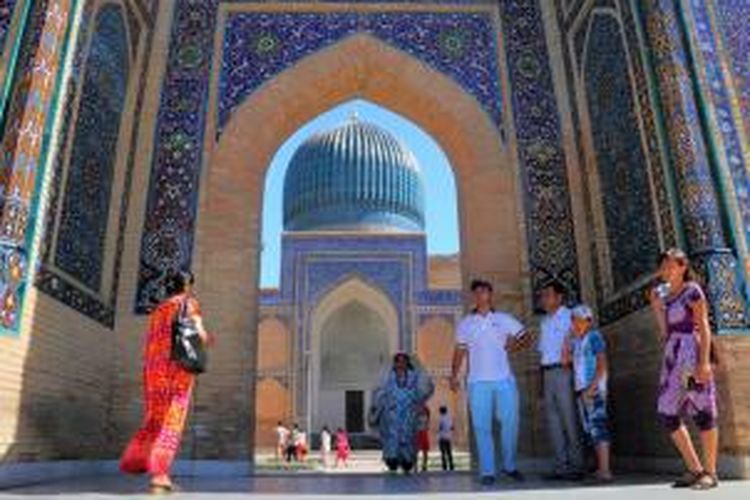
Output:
top-left (571, 304), bottom-right (595, 321)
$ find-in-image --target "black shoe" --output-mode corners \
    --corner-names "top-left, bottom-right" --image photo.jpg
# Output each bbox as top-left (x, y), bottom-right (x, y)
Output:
top-left (479, 475), bottom-right (496, 486)
top-left (542, 471), bottom-right (569, 481)
top-left (672, 470), bottom-right (704, 488)
top-left (505, 470), bottom-right (525, 482)
top-left (564, 471), bottom-right (586, 481)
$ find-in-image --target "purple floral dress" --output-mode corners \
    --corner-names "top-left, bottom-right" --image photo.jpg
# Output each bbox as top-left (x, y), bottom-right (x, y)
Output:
top-left (657, 282), bottom-right (717, 427)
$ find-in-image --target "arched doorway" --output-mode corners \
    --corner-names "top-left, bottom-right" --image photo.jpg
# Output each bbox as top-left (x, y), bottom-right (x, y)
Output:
top-left (311, 278), bottom-right (398, 436)
top-left (192, 33), bottom-right (527, 458)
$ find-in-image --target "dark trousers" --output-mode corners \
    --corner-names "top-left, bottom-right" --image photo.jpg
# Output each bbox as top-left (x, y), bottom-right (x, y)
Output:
top-left (439, 438), bottom-right (454, 471)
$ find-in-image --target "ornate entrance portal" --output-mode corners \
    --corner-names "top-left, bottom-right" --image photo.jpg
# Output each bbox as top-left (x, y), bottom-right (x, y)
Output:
top-left (0, 0), bottom-right (748, 480)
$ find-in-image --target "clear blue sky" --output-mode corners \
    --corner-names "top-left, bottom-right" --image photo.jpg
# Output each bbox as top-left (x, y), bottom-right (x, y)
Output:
top-left (260, 99), bottom-right (459, 288)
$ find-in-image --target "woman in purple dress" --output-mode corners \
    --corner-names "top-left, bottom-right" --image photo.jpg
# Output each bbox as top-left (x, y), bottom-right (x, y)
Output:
top-left (650, 249), bottom-right (718, 490)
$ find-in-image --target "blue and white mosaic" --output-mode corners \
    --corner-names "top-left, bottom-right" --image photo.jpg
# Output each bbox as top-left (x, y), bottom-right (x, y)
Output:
top-left (219, 11), bottom-right (503, 135)
top-left (53, 4), bottom-right (129, 291)
top-left (690, 0), bottom-right (750, 244)
top-left (499, 0), bottom-right (580, 298)
top-left (36, 0), bottom-right (153, 326)
top-left (0, 0), bottom-right (18, 52)
top-left (584, 13), bottom-right (660, 290)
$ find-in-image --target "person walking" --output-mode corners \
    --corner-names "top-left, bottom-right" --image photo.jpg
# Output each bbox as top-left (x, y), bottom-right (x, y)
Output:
top-left (450, 279), bottom-right (533, 485)
top-left (335, 428), bottom-right (351, 468)
top-left (416, 405), bottom-right (431, 472)
top-left (286, 424), bottom-right (301, 463)
top-left (538, 281), bottom-right (584, 480)
top-left (650, 249), bottom-right (720, 490)
top-left (120, 270), bottom-right (213, 494)
top-left (437, 405), bottom-right (455, 471)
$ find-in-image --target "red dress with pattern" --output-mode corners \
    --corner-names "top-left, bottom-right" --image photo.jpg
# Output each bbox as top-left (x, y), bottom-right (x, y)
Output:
top-left (120, 294), bottom-right (198, 475)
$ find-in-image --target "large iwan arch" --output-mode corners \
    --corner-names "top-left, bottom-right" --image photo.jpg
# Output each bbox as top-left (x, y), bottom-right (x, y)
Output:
top-left (190, 34), bottom-right (528, 458)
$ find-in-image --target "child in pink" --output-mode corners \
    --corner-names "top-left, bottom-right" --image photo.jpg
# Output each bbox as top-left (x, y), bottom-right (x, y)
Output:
top-left (335, 428), bottom-right (351, 468)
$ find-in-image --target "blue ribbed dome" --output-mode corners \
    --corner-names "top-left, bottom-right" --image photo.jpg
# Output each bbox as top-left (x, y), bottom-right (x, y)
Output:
top-left (283, 116), bottom-right (425, 232)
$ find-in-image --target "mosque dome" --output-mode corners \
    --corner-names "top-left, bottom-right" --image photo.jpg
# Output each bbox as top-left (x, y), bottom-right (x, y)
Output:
top-left (283, 115), bottom-right (425, 232)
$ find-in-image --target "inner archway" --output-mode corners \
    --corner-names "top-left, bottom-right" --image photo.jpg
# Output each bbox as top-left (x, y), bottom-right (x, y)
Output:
top-left (311, 278), bottom-right (398, 436)
top-left (192, 33), bottom-right (527, 462)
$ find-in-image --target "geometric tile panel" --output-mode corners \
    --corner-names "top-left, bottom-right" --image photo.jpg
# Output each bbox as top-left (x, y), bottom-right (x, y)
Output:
top-left (499, 0), bottom-right (581, 298)
top-left (0, 0), bottom-right (71, 333)
top-left (219, 11), bottom-right (504, 136)
top-left (712, 0), bottom-right (750, 143)
top-left (583, 13), bottom-right (660, 290)
top-left (53, 4), bottom-right (129, 291)
top-left (693, 0), bottom-right (750, 244)
top-left (556, 0), bottom-right (680, 324)
top-left (36, 0), bottom-right (153, 327)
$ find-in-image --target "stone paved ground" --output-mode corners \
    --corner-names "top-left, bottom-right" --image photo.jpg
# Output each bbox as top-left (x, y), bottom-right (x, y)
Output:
top-left (1, 473), bottom-right (747, 499)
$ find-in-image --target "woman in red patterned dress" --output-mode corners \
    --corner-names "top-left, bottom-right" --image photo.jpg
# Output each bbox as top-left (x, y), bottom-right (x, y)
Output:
top-left (120, 270), bottom-right (212, 494)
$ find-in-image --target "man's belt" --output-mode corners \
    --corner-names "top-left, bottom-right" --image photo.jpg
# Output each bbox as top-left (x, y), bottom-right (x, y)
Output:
top-left (541, 363), bottom-right (566, 371)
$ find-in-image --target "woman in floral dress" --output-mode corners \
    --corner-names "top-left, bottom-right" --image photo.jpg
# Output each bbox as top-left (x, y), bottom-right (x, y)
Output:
top-left (650, 249), bottom-right (719, 490)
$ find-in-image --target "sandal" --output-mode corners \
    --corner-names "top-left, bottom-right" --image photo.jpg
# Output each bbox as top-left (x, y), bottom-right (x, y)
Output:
top-left (672, 470), bottom-right (704, 488)
top-left (149, 482), bottom-right (178, 495)
top-left (691, 473), bottom-right (719, 490)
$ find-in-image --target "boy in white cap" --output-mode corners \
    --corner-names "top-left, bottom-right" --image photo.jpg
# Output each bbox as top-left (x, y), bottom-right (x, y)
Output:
top-left (563, 305), bottom-right (612, 482)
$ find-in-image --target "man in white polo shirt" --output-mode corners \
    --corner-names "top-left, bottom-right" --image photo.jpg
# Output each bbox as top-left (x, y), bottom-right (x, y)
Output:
top-left (450, 279), bottom-right (532, 485)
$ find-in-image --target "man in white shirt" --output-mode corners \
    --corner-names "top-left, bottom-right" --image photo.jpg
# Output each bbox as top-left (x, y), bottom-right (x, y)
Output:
top-left (450, 279), bottom-right (532, 485)
top-left (538, 281), bottom-right (583, 480)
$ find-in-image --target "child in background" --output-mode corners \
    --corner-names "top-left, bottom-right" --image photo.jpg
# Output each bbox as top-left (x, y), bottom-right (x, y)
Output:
top-left (563, 305), bottom-right (613, 482)
top-left (320, 426), bottom-right (332, 469)
top-left (416, 405), bottom-right (431, 472)
top-left (335, 428), bottom-right (351, 468)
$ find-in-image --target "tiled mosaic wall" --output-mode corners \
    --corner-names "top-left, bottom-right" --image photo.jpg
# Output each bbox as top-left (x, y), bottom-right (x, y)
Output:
top-left (583, 13), bottom-right (660, 291)
top-left (0, 0), bottom-right (72, 332)
top-left (135, 1), bottom-right (520, 311)
top-left (0, 1), bottom-right (19, 53)
top-left (557, 0), bottom-right (679, 323)
top-left (35, 0), bottom-right (154, 327)
top-left (52, 4), bottom-right (129, 291)
top-left (556, 0), bottom-right (746, 328)
top-left (137, 0), bottom-right (583, 313)
top-left (688, 0), bottom-right (750, 247)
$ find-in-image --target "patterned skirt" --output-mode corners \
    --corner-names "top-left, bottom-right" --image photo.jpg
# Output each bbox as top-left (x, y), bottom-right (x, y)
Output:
top-left (657, 333), bottom-right (717, 422)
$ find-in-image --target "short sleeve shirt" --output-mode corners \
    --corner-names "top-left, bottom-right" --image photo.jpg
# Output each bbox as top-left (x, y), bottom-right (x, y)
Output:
top-left (570, 329), bottom-right (607, 393)
top-left (665, 281), bottom-right (704, 336)
top-left (438, 414), bottom-right (453, 440)
top-left (538, 306), bottom-right (572, 366)
top-left (456, 310), bottom-right (525, 383)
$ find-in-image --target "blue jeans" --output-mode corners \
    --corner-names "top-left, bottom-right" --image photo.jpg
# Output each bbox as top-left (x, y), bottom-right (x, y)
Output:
top-left (468, 379), bottom-right (519, 477)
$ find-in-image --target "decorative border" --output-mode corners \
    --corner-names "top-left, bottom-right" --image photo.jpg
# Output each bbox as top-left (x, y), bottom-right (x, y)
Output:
top-left (0, 0), bottom-right (74, 333)
top-left (35, 0), bottom-right (155, 327)
top-left (640, 0), bottom-right (747, 330)
top-left (218, 10), bottom-right (504, 136)
top-left (685, 0), bottom-right (750, 247)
